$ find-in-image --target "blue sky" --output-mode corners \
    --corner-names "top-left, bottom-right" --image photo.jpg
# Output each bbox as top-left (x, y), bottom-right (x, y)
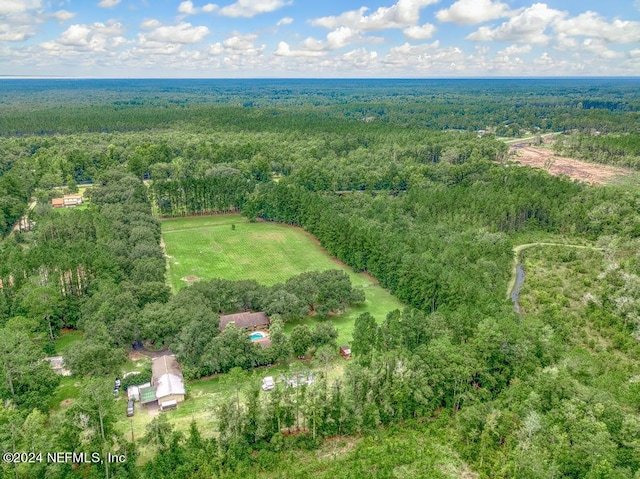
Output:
top-left (1, 0), bottom-right (639, 77)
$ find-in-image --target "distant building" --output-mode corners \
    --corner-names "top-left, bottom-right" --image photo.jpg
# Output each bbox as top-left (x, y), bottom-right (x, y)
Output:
top-left (219, 311), bottom-right (270, 331)
top-left (63, 194), bottom-right (82, 206)
top-left (51, 194), bottom-right (83, 208)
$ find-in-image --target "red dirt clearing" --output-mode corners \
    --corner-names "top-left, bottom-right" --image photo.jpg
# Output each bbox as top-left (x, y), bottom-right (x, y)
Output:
top-left (509, 145), bottom-right (628, 185)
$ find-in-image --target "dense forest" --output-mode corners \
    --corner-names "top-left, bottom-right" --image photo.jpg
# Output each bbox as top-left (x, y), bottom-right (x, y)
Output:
top-left (0, 79), bottom-right (639, 479)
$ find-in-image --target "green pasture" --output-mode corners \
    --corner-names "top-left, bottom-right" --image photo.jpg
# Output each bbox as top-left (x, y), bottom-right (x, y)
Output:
top-left (162, 214), bottom-right (359, 288)
top-left (161, 214), bottom-right (404, 345)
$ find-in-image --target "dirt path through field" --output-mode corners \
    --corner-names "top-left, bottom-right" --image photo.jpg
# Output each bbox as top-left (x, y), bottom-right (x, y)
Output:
top-left (509, 144), bottom-right (627, 184)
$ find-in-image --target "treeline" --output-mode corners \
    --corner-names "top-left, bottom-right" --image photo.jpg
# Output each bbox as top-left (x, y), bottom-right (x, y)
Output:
top-left (149, 175), bottom-right (254, 216)
top-left (1, 79), bottom-right (639, 137)
top-left (0, 154), bottom-right (34, 236)
top-left (241, 162), bottom-right (593, 315)
top-left (556, 132), bottom-right (640, 169)
top-left (0, 172), bottom-right (170, 397)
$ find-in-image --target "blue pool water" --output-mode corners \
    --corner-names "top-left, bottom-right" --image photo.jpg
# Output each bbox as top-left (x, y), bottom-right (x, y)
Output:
top-left (250, 332), bottom-right (266, 341)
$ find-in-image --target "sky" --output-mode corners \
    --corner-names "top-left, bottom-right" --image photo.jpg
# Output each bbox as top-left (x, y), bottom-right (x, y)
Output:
top-left (1, 0), bottom-right (639, 78)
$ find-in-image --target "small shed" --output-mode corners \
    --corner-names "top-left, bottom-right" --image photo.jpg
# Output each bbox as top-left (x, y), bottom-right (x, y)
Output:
top-left (139, 385), bottom-right (157, 406)
top-left (339, 345), bottom-right (352, 359)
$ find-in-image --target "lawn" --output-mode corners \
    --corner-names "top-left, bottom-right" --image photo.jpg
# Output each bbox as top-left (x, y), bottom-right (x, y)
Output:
top-left (163, 214), bottom-right (358, 288)
top-left (161, 214), bottom-right (404, 345)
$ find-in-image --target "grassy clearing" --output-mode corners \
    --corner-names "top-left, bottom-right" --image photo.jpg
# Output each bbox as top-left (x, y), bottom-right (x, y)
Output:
top-left (606, 170), bottom-right (640, 188)
top-left (54, 329), bottom-right (83, 355)
top-left (163, 214), bottom-right (354, 287)
top-left (48, 376), bottom-right (82, 411)
top-left (507, 241), bottom-right (603, 300)
top-left (162, 214), bottom-right (405, 345)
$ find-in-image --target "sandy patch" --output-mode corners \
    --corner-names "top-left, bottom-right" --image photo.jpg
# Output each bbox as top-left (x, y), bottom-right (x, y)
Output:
top-left (509, 145), bottom-right (628, 185)
top-left (128, 351), bottom-right (147, 361)
top-left (181, 275), bottom-right (200, 283)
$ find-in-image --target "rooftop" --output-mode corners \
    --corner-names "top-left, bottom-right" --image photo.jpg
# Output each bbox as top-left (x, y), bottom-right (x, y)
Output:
top-left (219, 311), bottom-right (270, 331)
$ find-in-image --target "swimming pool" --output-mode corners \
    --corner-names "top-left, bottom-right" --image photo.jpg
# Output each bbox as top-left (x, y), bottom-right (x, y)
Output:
top-left (249, 331), bottom-right (267, 341)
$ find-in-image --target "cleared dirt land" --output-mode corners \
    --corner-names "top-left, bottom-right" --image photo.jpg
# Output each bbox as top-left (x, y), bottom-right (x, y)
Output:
top-left (509, 144), bottom-right (628, 184)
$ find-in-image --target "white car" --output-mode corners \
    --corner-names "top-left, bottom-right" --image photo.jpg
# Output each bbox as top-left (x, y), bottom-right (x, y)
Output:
top-left (262, 376), bottom-right (275, 391)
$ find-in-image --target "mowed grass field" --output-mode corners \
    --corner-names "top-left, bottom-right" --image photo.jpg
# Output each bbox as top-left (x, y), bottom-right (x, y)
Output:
top-left (161, 214), bottom-right (404, 345)
top-left (164, 214), bottom-right (353, 287)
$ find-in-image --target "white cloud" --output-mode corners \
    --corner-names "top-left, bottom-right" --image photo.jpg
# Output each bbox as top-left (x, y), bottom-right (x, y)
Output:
top-left (388, 40), bottom-right (440, 56)
top-left (0, 0), bottom-right (40, 15)
top-left (436, 0), bottom-right (511, 25)
top-left (342, 48), bottom-right (378, 69)
top-left (41, 20), bottom-right (127, 52)
top-left (178, 1), bottom-right (218, 16)
top-left (326, 27), bottom-right (356, 50)
top-left (145, 22), bottom-right (209, 44)
top-left (311, 0), bottom-right (440, 32)
top-left (208, 33), bottom-right (265, 56)
top-left (0, 4), bottom-right (76, 44)
top-left (131, 37), bottom-right (183, 55)
top-left (277, 16), bottom-right (293, 26)
top-left (382, 41), bottom-right (465, 72)
top-left (303, 27), bottom-right (359, 51)
top-left (58, 24), bottom-right (92, 46)
top-left (219, 0), bottom-right (291, 18)
top-left (554, 11), bottom-right (640, 44)
top-left (467, 3), bottom-right (566, 45)
top-left (223, 33), bottom-right (263, 52)
top-left (0, 24), bottom-right (34, 41)
top-left (98, 0), bottom-right (121, 8)
top-left (274, 41), bottom-right (325, 57)
top-left (403, 23), bottom-right (436, 40)
top-left (140, 19), bottom-right (161, 29)
top-left (581, 38), bottom-right (623, 59)
top-left (51, 10), bottom-right (76, 22)
top-left (497, 44), bottom-right (531, 56)
top-left (178, 1), bottom-right (197, 14)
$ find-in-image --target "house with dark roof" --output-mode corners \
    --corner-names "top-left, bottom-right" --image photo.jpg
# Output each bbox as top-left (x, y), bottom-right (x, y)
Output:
top-left (219, 311), bottom-right (270, 331)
